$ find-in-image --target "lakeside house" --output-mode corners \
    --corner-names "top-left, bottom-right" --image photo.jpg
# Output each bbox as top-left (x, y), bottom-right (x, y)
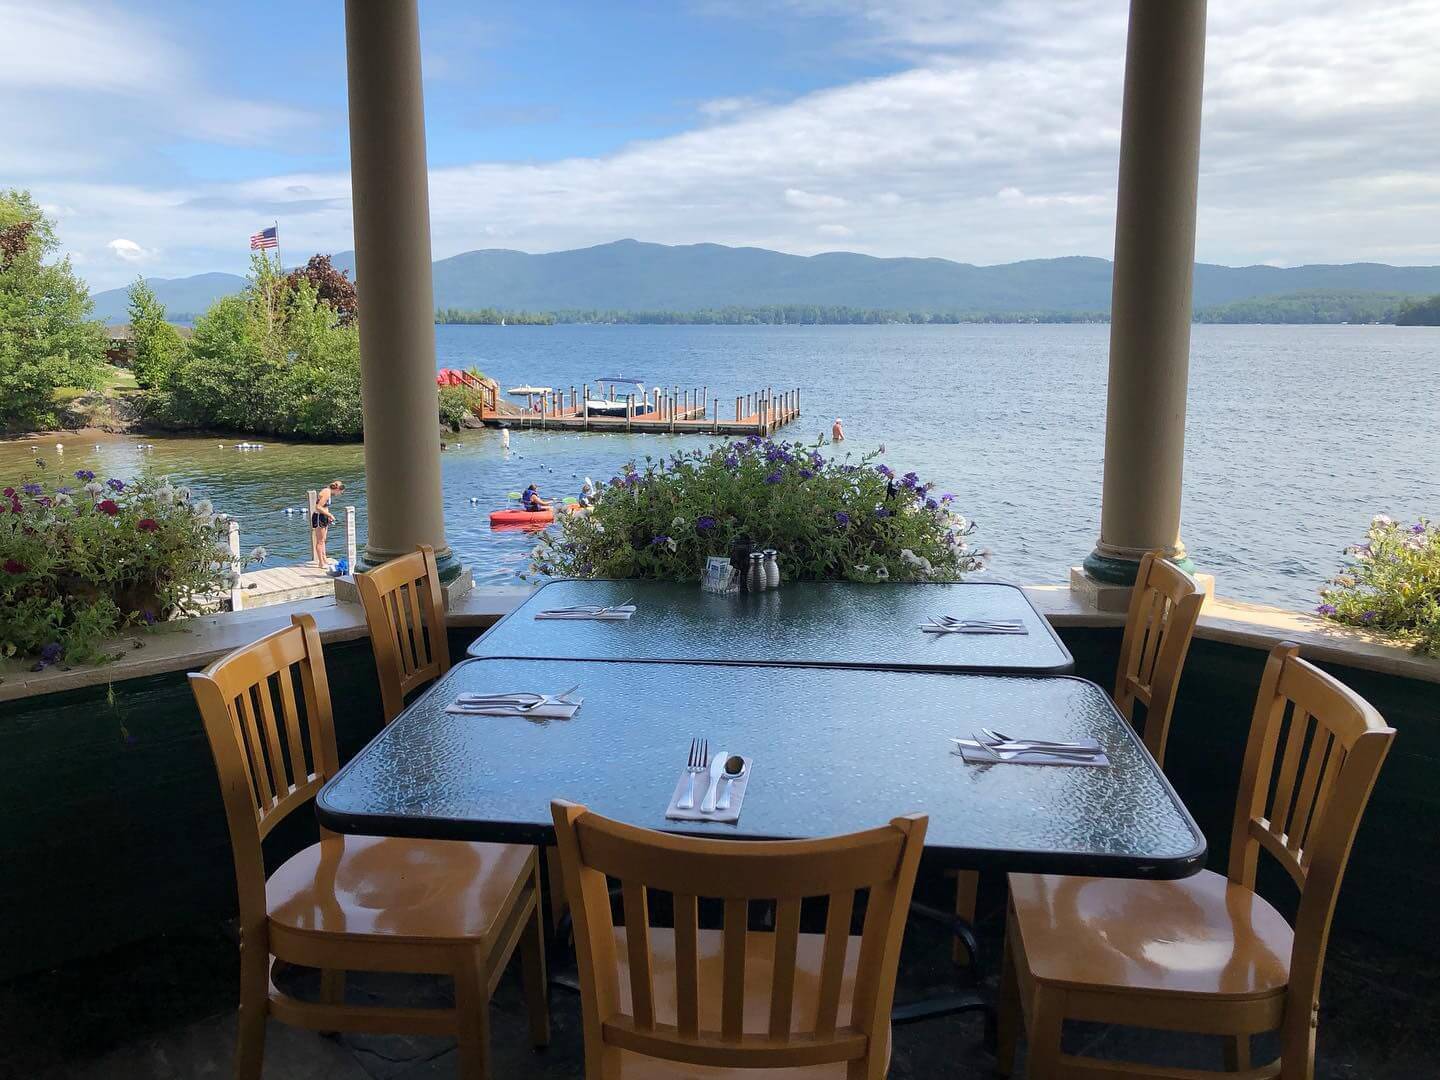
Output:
top-left (103, 321), bottom-right (192, 368)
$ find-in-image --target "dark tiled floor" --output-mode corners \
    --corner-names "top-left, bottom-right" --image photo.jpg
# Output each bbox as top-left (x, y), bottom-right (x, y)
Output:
top-left (3, 881), bottom-right (1436, 1079)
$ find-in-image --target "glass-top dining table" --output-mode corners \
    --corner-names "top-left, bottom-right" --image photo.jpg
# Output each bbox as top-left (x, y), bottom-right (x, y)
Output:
top-left (466, 579), bottom-right (1074, 675)
top-left (318, 657), bottom-right (1203, 878)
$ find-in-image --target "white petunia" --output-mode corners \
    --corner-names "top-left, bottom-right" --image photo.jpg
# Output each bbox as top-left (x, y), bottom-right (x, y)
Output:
top-left (671, 515), bottom-right (686, 529)
top-left (874, 566), bottom-right (890, 580)
top-left (83, 482), bottom-right (103, 496)
top-left (193, 499), bottom-right (213, 517)
top-left (248, 546), bottom-right (267, 563)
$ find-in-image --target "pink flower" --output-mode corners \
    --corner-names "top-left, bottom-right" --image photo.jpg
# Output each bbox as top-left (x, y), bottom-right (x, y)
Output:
top-left (97, 499), bottom-right (120, 516)
top-left (137, 518), bottom-right (160, 532)
top-left (3, 559), bottom-right (25, 575)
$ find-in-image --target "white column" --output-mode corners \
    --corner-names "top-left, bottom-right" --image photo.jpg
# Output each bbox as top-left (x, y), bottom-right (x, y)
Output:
top-left (1083, 0), bottom-right (1208, 585)
top-left (344, 0), bottom-right (458, 576)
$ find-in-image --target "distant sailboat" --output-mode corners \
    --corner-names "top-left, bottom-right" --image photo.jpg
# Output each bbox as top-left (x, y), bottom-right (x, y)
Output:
top-left (500, 316), bottom-right (506, 326)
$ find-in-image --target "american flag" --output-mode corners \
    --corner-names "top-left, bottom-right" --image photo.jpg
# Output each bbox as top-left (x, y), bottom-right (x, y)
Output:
top-left (249, 226), bottom-right (278, 250)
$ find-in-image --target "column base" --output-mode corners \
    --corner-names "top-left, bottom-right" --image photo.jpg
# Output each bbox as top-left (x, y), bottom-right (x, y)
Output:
top-left (356, 544), bottom-right (466, 583)
top-left (336, 564), bottom-right (474, 609)
top-left (1081, 547), bottom-right (1195, 586)
top-left (1070, 565), bottom-right (1213, 613)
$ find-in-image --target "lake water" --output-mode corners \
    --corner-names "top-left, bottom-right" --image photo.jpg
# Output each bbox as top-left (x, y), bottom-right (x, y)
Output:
top-left (2, 323), bottom-right (1436, 610)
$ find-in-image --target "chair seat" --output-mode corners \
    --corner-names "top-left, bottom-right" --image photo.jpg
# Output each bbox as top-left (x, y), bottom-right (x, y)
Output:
top-left (1008, 869), bottom-right (1293, 1001)
top-left (267, 834), bottom-right (535, 945)
top-left (610, 926), bottom-right (864, 1078)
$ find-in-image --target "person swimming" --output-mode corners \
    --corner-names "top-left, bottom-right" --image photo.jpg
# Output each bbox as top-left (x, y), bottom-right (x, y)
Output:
top-left (522, 484), bottom-right (551, 511)
top-left (832, 417), bottom-right (845, 442)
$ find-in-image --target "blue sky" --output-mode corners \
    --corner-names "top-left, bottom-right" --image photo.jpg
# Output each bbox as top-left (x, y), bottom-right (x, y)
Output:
top-left (4, 0), bottom-right (1440, 290)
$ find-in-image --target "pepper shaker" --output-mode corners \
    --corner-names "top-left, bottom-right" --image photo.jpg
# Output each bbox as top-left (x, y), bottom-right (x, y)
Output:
top-left (747, 552), bottom-right (767, 592)
top-left (763, 549), bottom-right (781, 589)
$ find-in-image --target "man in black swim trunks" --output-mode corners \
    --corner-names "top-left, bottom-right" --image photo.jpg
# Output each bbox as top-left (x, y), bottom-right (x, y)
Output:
top-left (311, 480), bottom-right (345, 568)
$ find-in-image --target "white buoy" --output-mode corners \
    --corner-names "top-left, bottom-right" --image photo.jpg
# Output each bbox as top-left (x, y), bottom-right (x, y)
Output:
top-left (94, 444), bottom-right (101, 450)
top-left (55, 443), bottom-right (64, 451)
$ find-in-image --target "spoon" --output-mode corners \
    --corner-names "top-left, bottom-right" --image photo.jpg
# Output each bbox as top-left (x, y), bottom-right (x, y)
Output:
top-left (716, 755), bottom-right (747, 811)
top-left (980, 727), bottom-right (1099, 750)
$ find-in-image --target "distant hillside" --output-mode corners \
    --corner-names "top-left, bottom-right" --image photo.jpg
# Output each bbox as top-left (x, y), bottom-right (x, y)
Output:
top-left (88, 240), bottom-right (1440, 322)
top-left (1194, 290), bottom-right (1422, 325)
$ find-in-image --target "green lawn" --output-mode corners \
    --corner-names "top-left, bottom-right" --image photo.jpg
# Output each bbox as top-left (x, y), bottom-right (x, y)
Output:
top-left (53, 364), bottom-right (138, 402)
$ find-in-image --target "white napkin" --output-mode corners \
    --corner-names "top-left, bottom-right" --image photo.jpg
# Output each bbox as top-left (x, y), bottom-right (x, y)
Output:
top-left (445, 698), bottom-right (582, 718)
top-left (952, 739), bottom-right (1109, 767)
top-left (534, 606), bottom-right (636, 620)
top-left (921, 623), bottom-right (1028, 635)
top-left (665, 757), bottom-right (753, 823)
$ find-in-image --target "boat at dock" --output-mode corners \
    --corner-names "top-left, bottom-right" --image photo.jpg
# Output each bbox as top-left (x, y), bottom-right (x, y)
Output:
top-left (586, 376), bottom-right (656, 416)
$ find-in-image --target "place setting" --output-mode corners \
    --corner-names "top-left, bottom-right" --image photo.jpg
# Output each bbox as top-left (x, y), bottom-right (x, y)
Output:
top-left (445, 684), bottom-right (583, 719)
top-left (533, 598), bottom-right (636, 620)
top-left (920, 613), bottom-right (1029, 635)
top-left (665, 737), bottom-right (753, 823)
top-left (951, 727), bottom-right (1109, 767)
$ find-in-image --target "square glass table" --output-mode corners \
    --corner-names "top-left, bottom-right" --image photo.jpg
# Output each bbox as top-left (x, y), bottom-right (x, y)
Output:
top-left (466, 579), bottom-right (1074, 676)
top-left (318, 657), bottom-right (1204, 879)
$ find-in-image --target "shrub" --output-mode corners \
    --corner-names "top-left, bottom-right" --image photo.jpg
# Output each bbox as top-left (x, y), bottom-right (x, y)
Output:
top-left (0, 466), bottom-right (244, 664)
top-left (1317, 514), bottom-right (1440, 654)
top-left (533, 437), bottom-right (985, 583)
top-left (439, 384), bottom-right (484, 432)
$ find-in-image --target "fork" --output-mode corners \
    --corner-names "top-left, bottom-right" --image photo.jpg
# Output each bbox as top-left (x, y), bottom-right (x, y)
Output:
top-left (933, 615), bottom-right (1023, 628)
top-left (677, 737), bottom-right (708, 810)
top-left (980, 727), bottom-right (1098, 750)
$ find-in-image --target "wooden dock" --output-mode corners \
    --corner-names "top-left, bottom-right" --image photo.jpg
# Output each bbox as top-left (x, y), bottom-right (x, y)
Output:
top-left (482, 384), bottom-right (801, 436)
top-left (235, 563), bottom-right (336, 609)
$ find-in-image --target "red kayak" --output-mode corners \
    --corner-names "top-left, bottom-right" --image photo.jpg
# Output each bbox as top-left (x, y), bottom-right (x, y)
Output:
top-left (489, 507), bottom-right (555, 525)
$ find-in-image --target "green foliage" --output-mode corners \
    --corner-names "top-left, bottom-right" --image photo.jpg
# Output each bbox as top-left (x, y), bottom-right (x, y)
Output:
top-left (0, 189), bottom-right (106, 433)
top-left (1, 467), bottom-right (240, 663)
top-left (149, 254), bottom-right (364, 439)
top-left (436, 307), bottom-right (556, 325)
top-left (438, 384), bottom-right (483, 431)
top-left (532, 437), bottom-right (985, 584)
top-left (1318, 515), bottom-right (1440, 655)
top-left (1395, 293), bottom-right (1440, 326)
top-left (125, 278), bottom-right (187, 388)
top-left (1194, 289), bottom-right (1420, 324)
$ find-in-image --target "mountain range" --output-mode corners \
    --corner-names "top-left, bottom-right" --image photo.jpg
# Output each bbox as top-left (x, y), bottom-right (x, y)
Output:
top-left (88, 239), bottom-right (1440, 323)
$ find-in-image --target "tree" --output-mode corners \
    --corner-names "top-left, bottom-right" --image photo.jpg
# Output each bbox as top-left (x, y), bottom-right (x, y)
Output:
top-left (1395, 293), bottom-right (1440, 326)
top-left (125, 278), bottom-right (187, 388)
top-left (285, 254), bottom-right (358, 326)
top-left (0, 189), bottom-right (106, 432)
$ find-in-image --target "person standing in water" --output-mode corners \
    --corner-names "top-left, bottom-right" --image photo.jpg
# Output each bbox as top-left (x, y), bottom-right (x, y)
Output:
top-left (311, 480), bottom-right (344, 568)
top-left (501, 426), bottom-right (510, 449)
top-left (832, 417), bottom-right (845, 442)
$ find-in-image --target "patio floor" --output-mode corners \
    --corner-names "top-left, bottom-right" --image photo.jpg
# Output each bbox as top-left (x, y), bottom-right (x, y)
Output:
top-left (3, 876), bottom-right (1435, 1079)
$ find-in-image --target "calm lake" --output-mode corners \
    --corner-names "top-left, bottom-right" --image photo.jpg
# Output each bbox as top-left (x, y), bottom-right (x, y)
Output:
top-left (3, 323), bottom-right (1436, 609)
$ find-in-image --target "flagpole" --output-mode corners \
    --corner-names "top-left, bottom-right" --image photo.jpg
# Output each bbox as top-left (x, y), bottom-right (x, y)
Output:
top-left (273, 220), bottom-right (282, 277)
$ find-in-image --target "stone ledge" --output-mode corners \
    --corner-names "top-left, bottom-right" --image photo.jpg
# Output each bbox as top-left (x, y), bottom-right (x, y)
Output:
top-left (4, 582), bottom-right (1437, 704)
top-left (1024, 584), bottom-right (1440, 685)
top-left (0, 586), bottom-right (535, 703)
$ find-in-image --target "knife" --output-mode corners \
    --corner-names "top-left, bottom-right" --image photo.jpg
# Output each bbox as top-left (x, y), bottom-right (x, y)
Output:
top-left (699, 746), bottom-right (730, 813)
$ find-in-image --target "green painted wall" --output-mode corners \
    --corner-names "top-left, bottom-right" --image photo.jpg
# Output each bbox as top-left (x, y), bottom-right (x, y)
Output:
top-left (0, 626), bottom-right (1434, 979)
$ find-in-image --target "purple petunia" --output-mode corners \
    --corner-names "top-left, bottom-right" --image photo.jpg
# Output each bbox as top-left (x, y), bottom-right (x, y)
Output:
top-left (747, 435), bottom-right (763, 446)
top-left (940, 492), bottom-right (955, 503)
top-left (875, 464), bottom-right (893, 478)
top-left (798, 468), bottom-right (814, 480)
top-left (651, 535), bottom-right (671, 545)
top-left (74, 469), bottom-right (95, 482)
top-left (1412, 523), bottom-right (1427, 534)
top-left (1361, 610), bottom-right (1378, 623)
top-left (696, 516), bottom-right (717, 531)
top-left (1316, 603), bottom-right (1337, 616)
top-left (834, 511), bottom-right (850, 526)
top-left (764, 471), bottom-right (783, 484)
top-left (723, 453), bottom-right (740, 469)
top-left (900, 471), bottom-right (919, 490)
top-left (925, 498), bottom-right (939, 510)
top-left (22, 482), bottom-right (42, 496)
top-left (106, 478), bottom-right (125, 493)
top-left (809, 452), bottom-right (824, 468)
top-left (875, 507), bottom-right (892, 518)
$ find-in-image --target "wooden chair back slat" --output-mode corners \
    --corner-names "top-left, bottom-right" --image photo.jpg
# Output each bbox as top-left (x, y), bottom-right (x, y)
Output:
top-left (768, 898), bottom-right (802, 1038)
top-left (814, 890), bottom-right (854, 1037)
top-left (720, 898), bottom-right (747, 1040)
top-left (1226, 643), bottom-right (1395, 1070)
top-left (621, 883), bottom-right (655, 1030)
top-left (1113, 552), bottom-right (1205, 765)
top-left (190, 614), bottom-right (340, 930)
top-left (355, 545), bottom-right (451, 724)
top-left (552, 801), bottom-right (926, 1074)
top-left (673, 892), bottom-right (701, 1038)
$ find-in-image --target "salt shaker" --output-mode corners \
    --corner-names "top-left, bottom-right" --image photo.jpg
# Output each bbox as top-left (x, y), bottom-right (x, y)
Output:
top-left (763, 549), bottom-right (781, 589)
top-left (747, 552), bottom-right (767, 592)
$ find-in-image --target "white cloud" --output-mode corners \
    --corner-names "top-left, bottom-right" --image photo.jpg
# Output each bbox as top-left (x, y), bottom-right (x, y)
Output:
top-left (12, 0), bottom-right (1440, 289)
top-left (817, 224), bottom-right (854, 238)
top-left (106, 238), bottom-right (152, 262)
top-left (785, 188), bottom-right (849, 211)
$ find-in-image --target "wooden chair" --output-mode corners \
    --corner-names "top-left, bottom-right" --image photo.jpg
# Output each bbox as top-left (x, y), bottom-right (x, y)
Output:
top-left (190, 613), bottom-right (548, 1079)
top-left (355, 543), bottom-right (451, 724)
top-left (551, 801), bottom-right (927, 1078)
top-left (997, 642), bottom-right (1395, 1079)
top-left (949, 552), bottom-right (1205, 962)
